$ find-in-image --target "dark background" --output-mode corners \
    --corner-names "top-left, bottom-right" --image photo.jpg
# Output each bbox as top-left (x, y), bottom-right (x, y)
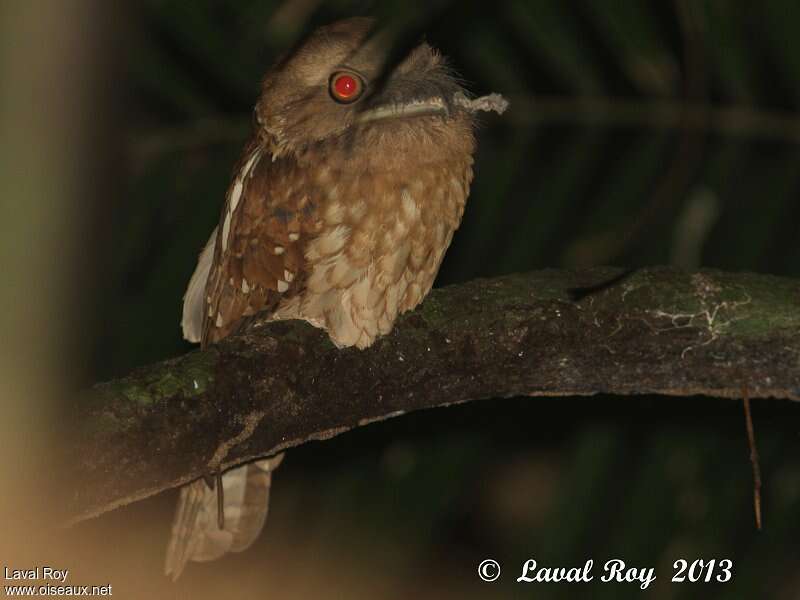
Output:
top-left (9, 1), bottom-right (800, 598)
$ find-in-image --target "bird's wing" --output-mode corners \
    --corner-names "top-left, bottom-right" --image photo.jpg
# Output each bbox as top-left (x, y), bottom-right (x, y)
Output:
top-left (181, 226), bottom-right (217, 343)
top-left (164, 454), bottom-right (285, 581)
top-left (200, 141), bottom-right (315, 346)
top-left (169, 141), bottom-right (321, 580)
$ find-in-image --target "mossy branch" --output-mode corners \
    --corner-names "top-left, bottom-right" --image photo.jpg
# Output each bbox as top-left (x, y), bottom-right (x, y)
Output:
top-left (68, 267), bottom-right (800, 526)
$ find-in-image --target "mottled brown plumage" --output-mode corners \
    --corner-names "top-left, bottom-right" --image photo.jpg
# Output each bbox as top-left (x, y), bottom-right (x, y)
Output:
top-left (168, 16), bottom-right (476, 579)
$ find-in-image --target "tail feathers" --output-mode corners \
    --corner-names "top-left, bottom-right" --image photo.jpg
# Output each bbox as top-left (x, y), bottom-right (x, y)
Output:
top-left (164, 454), bottom-right (285, 581)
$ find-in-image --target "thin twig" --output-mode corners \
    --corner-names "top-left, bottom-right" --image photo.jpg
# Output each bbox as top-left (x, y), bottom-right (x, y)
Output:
top-left (216, 472), bottom-right (224, 529)
top-left (742, 385), bottom-right (762, 531)
top-left (128, 98), bottom-right (800, 167)
top-left (128, 117), bottom-right (251, 169)
top-left (507, 95), bottom-right (800, 144)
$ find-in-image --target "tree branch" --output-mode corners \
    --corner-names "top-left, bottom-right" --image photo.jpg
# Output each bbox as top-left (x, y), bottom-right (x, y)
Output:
top-left (68, 267), bottom-right (800, 526)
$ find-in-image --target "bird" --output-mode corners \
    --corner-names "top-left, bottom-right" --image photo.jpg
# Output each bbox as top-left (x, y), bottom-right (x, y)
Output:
top-left (165, 16), bottom-right (478, 580)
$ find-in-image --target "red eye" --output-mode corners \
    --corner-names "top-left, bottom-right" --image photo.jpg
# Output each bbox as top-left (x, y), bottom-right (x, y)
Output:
top-left (330, 71), bottom-right (364, 103)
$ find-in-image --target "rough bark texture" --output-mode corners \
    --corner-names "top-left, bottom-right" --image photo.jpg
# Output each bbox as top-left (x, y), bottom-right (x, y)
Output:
top-left (68, 267), bottom-right (800, 526)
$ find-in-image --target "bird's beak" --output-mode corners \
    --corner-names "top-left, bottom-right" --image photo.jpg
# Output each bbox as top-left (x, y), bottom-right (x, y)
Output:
top-left (354, 96), bottom-right (449, 124)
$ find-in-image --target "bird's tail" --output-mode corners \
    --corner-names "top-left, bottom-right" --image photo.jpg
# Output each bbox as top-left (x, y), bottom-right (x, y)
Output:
top-left (164, 454), bottom-right (285, 581)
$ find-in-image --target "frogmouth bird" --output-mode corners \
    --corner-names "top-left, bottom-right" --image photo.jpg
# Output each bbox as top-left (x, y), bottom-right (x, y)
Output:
top-left (166, 16), bottom-right (487, 579)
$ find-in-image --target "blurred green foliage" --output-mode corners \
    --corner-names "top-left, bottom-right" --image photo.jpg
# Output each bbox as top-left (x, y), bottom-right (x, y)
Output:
top-left (99, 1), bottom-right (800, 597)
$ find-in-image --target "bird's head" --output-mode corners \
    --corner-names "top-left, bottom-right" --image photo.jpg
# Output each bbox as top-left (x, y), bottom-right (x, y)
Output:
top-left (255, 17), bottom-right (474, 162)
